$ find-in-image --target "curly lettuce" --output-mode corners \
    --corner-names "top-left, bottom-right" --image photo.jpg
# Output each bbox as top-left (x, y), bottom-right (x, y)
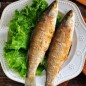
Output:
top-left (4, 0), bottom-right (62, 77)
top-left (4, 0), bottom-right (48, 77)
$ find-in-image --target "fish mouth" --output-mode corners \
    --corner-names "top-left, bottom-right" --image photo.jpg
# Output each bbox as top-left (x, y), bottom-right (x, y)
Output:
top-left (59, 10), bottom-right (75, 28)
top-left (45, 0), bottom-right (58, 12)
top-left (68, 10), bottom-right (73, 16)
top-left (63, 10), bottom-right (74, 21)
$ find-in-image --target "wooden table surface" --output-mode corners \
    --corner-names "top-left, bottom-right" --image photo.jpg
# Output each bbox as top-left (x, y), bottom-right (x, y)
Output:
top-left (0, 0), bottom-right (86, 86)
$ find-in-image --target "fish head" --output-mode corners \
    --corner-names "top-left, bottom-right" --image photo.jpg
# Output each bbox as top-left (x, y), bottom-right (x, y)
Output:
top-left (65, 10), bottom-right (75, 28)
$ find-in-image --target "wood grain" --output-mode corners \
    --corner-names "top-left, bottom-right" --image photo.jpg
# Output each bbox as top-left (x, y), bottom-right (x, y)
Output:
top-left (83, 60), bottom-right (86, 76)
top-left (76, 0), bottom-right (86, 6)
top-left (0, 1), bottom-right (86, 86)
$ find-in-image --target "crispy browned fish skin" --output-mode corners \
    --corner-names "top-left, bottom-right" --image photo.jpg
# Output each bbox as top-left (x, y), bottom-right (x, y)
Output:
top-left (25, 0), bottom-right (58, 86)
top-left (46, 10), bottom-right (75, 86)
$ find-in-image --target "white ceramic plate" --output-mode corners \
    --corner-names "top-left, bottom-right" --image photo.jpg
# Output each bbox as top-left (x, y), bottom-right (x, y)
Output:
top-left (0, 0), bottom-right (86, 86)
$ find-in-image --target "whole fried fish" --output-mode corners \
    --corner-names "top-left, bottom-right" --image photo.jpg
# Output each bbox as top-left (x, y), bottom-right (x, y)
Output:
top-left (46, 10), bottom-right (75, 86)
top-left (25, 0), bottom-right (58, 86)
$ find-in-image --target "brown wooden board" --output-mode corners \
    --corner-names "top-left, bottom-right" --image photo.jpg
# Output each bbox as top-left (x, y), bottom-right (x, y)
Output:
top-left (0, 0), bottom-right (86, 86)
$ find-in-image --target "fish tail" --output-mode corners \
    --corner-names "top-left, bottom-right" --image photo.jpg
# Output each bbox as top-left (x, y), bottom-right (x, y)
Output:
top-left (25, 77), bottom-right (36, 86)
top-left (46, 77), bottom-right (54, 86)
top-left (45, 82), bottom-right (54, 86)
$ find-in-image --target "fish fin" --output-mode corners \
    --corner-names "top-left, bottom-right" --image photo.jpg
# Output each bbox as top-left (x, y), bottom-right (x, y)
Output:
top-left (25, 78), bottom-right (36, 86)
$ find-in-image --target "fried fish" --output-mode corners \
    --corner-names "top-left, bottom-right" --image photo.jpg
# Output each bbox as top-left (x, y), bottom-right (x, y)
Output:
top-left (25, 0), bottom-right (58, 86)
top-left (46, 10), bottom-right (75, 86)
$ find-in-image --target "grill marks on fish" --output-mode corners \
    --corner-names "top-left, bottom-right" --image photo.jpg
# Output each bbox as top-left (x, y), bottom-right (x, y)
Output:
top-left (46, 10), bottom-right (75, 86)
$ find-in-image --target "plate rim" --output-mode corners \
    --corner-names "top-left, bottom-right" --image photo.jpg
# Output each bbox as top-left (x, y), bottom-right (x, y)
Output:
top-left (0, 0), bottom-right (86, 86)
